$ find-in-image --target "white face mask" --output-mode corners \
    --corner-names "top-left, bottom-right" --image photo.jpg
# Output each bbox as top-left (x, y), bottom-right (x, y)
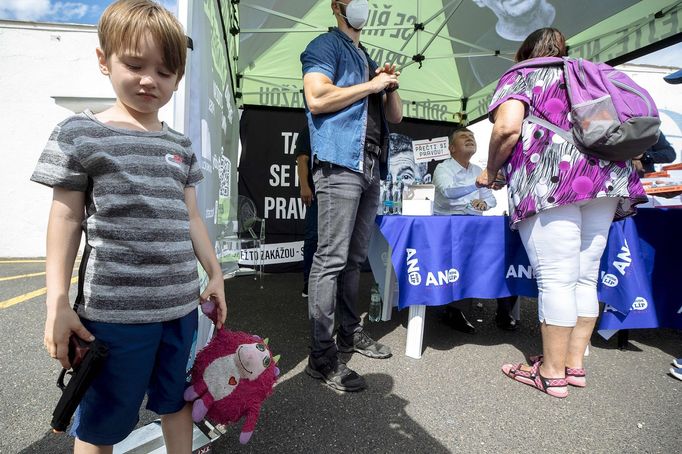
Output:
top-left (337, 0), bottom-right (369, 30)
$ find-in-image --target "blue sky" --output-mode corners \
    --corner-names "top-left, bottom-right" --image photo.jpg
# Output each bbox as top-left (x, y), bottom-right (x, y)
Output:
top-left (0, 0), bottom-right (176, 24)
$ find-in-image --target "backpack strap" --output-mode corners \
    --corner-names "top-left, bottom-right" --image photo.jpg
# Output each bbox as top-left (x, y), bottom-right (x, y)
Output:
top-left (526, 114), bottom-right (575, 146)
top-left (506, 56), bottom-right (564, 72)
top-left (502, 57), bottom-right (578, 147)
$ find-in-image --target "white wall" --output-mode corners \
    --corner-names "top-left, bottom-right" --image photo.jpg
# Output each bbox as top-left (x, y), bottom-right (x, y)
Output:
top-left (0, 20), bottom-right (175, 257)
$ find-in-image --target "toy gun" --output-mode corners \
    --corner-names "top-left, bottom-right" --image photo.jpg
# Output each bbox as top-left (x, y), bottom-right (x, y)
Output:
top-left (51, 335), bottom-right (108, 433)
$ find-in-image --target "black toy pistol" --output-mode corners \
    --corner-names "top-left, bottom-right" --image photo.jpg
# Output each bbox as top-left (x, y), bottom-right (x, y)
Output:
top-left (51, 335), bottom-right (108, 433)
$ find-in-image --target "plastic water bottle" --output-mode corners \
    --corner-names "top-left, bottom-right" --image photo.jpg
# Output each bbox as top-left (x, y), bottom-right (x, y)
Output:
top-left (383, 175), bottom-right (393, 215)
top-left (378, 180), bottom-right (387, 215)
top-left (369, 283), bottom-right (382, 322)
top-left (392, 182), bottom-right (403, 215)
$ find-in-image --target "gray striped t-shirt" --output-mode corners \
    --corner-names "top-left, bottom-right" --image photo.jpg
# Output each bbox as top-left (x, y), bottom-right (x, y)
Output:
top-left (31, 111), bottom-right (203, 323)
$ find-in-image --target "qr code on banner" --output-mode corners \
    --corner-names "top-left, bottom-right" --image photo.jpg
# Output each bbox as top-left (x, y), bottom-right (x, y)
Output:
top-left (218, 155), bottom-right (231, 198)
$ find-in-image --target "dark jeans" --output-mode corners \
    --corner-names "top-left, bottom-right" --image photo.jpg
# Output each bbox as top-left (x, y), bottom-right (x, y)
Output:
top-left (308, 153), bottom-right (380, 361)
top-left (303, 198), bottom-right (318, 285)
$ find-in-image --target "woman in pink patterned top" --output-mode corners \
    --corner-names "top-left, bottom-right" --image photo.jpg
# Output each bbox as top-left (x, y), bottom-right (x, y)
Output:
top-left (476, 28), bottom-right (647, 398)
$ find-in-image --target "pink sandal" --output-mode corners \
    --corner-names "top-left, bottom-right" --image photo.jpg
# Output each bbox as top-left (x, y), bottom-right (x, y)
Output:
top-left (565, 367), bottom-right (586, 387)
top-left (529, 355), bottom-right (586, 387)
top-left (502, 361), bottom-right (568, 398)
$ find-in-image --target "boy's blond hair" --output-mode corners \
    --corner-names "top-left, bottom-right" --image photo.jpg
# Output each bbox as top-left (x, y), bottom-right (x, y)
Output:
top-left (98, 0), bottom-right (187, 80)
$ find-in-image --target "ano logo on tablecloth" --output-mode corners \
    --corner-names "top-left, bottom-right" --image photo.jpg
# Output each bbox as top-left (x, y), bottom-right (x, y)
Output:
top-left (600, 241), bottom-right (631, 288)
top-left (632, 297), bottom-right (648, 311)
top-left (405, 248), bottom-right (460, 287)
top-left (601, 273), bottom-right (619, 287)
top-left (406, 248), bottom-right (422, 285)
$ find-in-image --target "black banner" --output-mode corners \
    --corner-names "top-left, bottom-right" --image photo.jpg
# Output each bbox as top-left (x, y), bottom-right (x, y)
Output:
top-left (238, 106), bottom-right (461, 272)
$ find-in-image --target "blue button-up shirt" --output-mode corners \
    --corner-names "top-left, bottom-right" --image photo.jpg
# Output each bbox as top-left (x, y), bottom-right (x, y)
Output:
top-left (301, 28), bottom-right (389, 176)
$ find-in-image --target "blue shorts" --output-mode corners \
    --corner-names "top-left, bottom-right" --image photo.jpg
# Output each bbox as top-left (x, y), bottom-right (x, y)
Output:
top-left (70, 309), bottom-right (198, 446)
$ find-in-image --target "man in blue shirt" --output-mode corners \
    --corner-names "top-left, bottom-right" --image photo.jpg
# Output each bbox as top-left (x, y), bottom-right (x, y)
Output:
top-left (301, 0), bottom-right (403, 392)
top-left (633, 132), bottom-right (676, 176)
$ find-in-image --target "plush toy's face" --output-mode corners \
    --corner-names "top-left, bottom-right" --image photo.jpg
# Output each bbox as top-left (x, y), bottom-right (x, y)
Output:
top-left (236, 342), bottom-right (271, 379)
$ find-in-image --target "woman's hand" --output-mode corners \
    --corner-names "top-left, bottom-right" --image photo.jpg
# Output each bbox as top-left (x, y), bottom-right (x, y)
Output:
top-left (477, 168), bottom-right (506, 190)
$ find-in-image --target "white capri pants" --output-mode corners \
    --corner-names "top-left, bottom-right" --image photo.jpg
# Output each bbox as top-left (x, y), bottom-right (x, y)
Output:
top-left (517, 197), bottom-right (619, 327)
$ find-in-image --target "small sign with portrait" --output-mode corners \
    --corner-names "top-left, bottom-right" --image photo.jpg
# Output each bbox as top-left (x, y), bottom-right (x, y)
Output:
top-left (411, 136), bottom-right (450, 163)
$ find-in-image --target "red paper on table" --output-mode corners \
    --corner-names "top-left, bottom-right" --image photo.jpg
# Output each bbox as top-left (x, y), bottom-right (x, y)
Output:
top-left (662, 163), bottom-right (682, 171)
top-left (642, 171), bottom-right (670, 178)
top-left (644, 184), bottom-right (682, 194)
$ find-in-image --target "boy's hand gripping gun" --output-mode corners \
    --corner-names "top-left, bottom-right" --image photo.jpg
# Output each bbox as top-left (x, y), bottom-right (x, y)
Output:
top-left (51, 335), bottom-right (109, 432)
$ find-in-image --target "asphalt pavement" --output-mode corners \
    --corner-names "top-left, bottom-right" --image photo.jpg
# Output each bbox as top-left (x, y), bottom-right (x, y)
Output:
top-left (1, 262), bottom-right (680, 453)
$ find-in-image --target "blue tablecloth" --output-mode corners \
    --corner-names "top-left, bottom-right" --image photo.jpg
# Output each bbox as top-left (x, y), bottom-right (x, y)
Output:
top-left (376, 208), bottom-right (682, 332)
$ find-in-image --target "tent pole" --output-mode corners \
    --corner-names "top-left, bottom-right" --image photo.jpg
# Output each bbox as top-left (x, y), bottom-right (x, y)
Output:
top-left (399, 0), bottom-right (461, 52)
top-left (416, 0), bottom-right (463, 58)
top-left (174, 0), bottom-right (191, 133)
top-left (240, 3), bottom-right (319, 29)
top-left (421, 29), bottom-right (492, 53)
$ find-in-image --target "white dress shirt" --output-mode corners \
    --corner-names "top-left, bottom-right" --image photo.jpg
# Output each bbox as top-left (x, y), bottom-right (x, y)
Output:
top-left (432, 158), bottom-right (497, 215)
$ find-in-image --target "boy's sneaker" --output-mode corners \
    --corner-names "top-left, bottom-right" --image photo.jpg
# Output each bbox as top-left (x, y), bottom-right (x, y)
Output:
top-left (673, 358), bottom-right (682, 369)
top-left (670, 367), bottom-right (682, 381)
top-left (337, 331), bottom-right (392, 359)
top-left (305, 357), bottom-right (366, 392)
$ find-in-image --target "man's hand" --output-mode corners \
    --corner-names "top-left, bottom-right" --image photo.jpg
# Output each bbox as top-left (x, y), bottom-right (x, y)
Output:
top-left (375, 63), bottom-right (400, 92)
top-left (300, 183), bottom-right (314, 207)
top-left (44, 298), bottom-right (94, 369)
top-left (371, 71), bottom-right (399, 93)
top-left (471, 199), bottom-right (488, 211)
top-left (376, 63), bottom-right (399, 75)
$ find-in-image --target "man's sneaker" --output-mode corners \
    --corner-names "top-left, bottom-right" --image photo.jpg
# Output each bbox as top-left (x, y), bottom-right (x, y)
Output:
top-left (302, 282), bottom-right (308, 298)
top-left (673, 358), bottom-right (682, 369)
top-left (305, 357), bottom-right (366, 392)
top-left (337, 331), bottom-right (392, 359)
top-left (670, 367), bottom-right (682, 381)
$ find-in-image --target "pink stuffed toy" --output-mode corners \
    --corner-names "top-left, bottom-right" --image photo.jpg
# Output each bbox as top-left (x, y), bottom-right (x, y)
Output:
top-left (184, 300), bottom-right (280, 444)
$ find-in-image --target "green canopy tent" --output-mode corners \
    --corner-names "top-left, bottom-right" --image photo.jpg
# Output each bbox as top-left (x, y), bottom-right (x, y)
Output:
top-left (216, 0), bottom-right (681, 123)
top-left (175, 0), bottom-right (681, 277)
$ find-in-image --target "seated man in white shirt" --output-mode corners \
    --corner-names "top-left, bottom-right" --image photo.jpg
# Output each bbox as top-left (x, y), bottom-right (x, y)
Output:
top-left (432, 128), bottom-right (518, 332)
top-left (433, 127), bottom-right (496, 215)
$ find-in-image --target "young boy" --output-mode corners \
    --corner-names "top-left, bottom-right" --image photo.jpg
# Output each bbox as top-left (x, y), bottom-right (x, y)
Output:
top-left (30, 1), bottom-right (227, 452)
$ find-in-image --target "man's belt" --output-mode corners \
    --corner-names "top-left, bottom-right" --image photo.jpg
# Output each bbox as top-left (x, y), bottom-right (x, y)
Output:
top-left (313, 143), bottom-right (381, 170)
